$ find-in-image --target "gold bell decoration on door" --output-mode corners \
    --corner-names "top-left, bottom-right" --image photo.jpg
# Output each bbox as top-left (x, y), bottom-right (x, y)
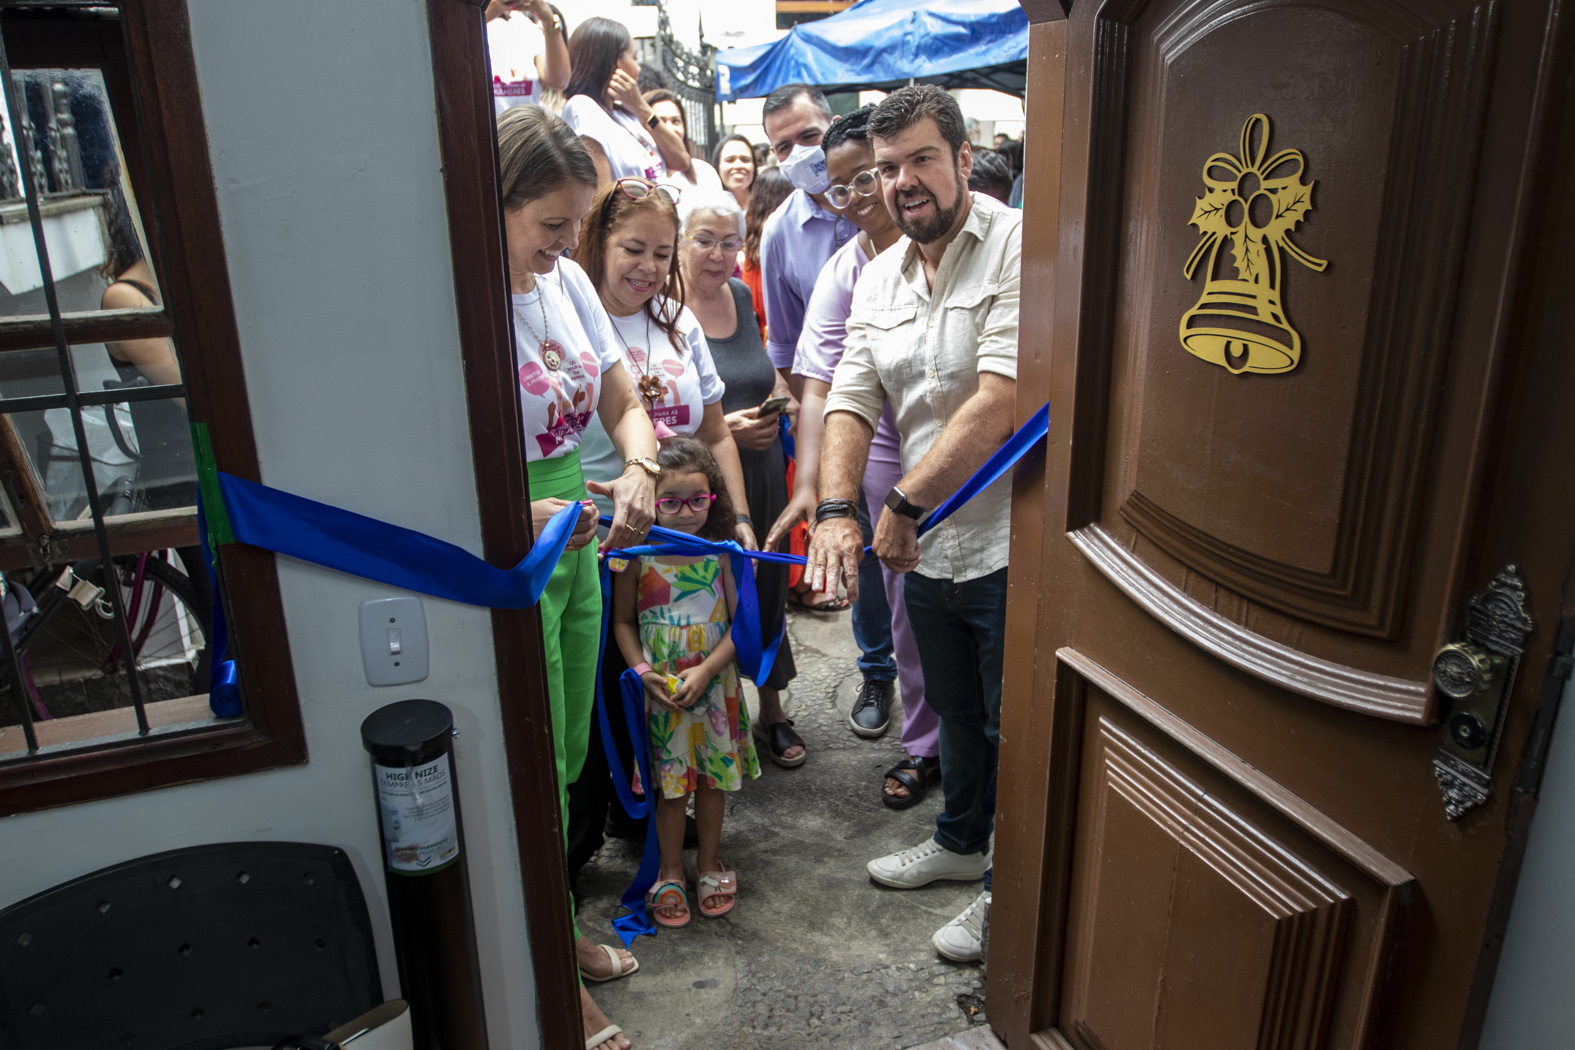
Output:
top-left (1179, 113), bottom-right (1327, 375)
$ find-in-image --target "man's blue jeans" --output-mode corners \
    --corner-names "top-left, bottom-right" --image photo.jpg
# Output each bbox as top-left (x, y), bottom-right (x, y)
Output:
top-left (903, 567), bottom-right (1008, 858)
top-left (851, 490), bottom-right (897, 682)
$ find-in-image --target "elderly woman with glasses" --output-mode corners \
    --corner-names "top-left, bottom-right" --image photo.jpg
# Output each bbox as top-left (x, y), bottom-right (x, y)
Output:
top-left (564, 176), bottom-right (760, 893)
top-left (675, 191), bottom-right (804, 768)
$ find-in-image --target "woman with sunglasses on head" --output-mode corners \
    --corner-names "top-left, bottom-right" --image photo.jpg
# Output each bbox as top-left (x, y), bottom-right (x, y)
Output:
top-left (677, 192), bottom-right (803, 768)
top-left (564, 175), bottom-right (758, 896)
top-left (763, 104), bottom-right (940, 809)
top-left (497, 106), bottom-right (655, 1050)
top-left (562, 17), bottom-right (688, 190)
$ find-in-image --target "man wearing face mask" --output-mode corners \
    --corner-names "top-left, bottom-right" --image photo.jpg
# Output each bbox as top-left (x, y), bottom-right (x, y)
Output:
top-left (759, 84), bottom-right (899, 753)
top-left (807, 86), bottom-right (1023, 965)
top-left (758, 83), bottom-right (855, 378)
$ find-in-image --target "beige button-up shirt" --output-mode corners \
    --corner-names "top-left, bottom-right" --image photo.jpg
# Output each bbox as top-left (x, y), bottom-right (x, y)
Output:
top-left (825, 192), bottom-right (1023, 582)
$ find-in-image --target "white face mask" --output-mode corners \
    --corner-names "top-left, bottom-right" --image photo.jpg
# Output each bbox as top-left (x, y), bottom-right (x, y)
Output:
top-left (780, 142), bottom-right (830, 195)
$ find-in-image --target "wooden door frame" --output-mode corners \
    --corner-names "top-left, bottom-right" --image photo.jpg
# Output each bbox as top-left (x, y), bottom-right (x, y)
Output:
top-left (425, 2), bottom-right (581, 1047)
top-left (991, 3), bottom-right (1068, 1046)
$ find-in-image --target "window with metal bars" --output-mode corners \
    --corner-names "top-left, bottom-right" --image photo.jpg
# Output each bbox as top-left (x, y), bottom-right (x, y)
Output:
top-left (0, 1), bottom-right (305, 815)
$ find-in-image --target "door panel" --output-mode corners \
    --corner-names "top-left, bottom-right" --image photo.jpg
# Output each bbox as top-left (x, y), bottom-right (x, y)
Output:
top-left (1067, 0), bottom-right (1506, 725)
top-left (1055, 649), bottom-right (1413, 1050)
top-left (1108, 1), bottom-right (1498, 642)
top-left (991, 0), bottom-right (1575, 1047)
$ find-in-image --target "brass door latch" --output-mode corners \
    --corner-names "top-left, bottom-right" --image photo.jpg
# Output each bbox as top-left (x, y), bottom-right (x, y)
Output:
top-left (1433, 566), bottom-right (1533, 819)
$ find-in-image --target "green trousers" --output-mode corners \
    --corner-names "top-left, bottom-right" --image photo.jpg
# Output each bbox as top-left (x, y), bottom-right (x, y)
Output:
top-left (528, 450), bottom-right (602, 943)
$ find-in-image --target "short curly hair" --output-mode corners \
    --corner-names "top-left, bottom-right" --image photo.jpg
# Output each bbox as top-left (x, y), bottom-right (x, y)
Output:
top-left (867, 85), bottom-right (968, 159)
top-left (821, 103), bottom-right (876, 154)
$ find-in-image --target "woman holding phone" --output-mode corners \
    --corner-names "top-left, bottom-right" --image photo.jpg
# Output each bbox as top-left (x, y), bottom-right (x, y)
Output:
top-left (676, 192), bottom-right (803, 768)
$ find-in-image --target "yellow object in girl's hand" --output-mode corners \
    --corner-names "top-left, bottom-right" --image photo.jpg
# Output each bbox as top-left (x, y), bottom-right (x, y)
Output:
top-left (665, 674), bottom-right (682, 695)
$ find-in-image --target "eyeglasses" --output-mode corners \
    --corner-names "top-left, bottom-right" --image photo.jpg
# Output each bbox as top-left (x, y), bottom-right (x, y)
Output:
top-left (655, 492), bottom-right (717, 514)
top-left (685, 232), bottom-right (745, 254)
top-left (826, 168), bottom-right (880, 209)
top-left (615, 177), bottom-right (680, 204)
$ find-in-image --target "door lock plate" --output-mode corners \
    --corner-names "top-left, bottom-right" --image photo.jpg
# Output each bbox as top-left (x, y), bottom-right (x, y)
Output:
top-left (1432, 565), bottom-right (1533, 820)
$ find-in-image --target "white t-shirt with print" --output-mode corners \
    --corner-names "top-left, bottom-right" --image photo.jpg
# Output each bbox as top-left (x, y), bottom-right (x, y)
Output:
top-left (561, 94), bottom-right (665, 182)
top-left (488, 13), bottom-right (545, 114)
top-left (579, 298), bottom-right (724, 505)
top-left (513, 259), bottom-right (623, 463)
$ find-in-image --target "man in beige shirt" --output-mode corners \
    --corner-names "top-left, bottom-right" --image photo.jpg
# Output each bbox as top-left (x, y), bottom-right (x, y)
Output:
top-left (807, 85), bottom-right (1023, 964)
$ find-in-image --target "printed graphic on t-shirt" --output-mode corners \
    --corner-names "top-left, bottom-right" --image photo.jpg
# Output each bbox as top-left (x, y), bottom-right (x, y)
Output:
top-left (624, 344), bottom-right (691, 434)
top-left (493, 76), bottom-right (536, 99)
top-left (521, 349), bottom-right (601, 457)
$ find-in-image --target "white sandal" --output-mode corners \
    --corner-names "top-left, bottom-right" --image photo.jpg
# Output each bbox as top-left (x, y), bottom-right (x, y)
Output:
top-left (579, 942), bottom-right (639, 983)
top-left (585, 1023), bottom-right (624, 1049)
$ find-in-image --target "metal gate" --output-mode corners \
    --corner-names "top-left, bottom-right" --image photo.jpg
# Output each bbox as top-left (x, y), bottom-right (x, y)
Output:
top-left (656, 2), bottom-right (718, 163)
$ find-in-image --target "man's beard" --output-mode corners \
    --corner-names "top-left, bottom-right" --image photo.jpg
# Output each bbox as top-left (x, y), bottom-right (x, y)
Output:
top-left (892, 173), bottom-right (967, 245)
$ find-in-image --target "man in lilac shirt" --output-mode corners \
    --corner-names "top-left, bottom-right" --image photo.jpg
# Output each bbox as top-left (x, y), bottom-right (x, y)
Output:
top-left (759, 84), bottom-right (897, 741)
top-left (759, 84), bottom-right (856, 375)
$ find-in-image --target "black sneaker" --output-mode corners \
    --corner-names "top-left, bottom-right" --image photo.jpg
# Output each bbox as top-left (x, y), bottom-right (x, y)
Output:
top-left (849, 678), bottom-right (893, 739)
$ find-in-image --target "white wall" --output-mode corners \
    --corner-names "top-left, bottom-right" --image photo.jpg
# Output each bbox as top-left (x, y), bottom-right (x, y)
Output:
top-left (1478, 674), bottom-right (1575, 1049)
top-left (0, 1), bottom-right (541, 1046)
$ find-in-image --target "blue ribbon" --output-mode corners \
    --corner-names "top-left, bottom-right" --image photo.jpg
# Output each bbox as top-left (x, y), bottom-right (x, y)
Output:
top-left (215, 471), bottom-right (581, 609)
top-left (915, 402), bottom-right (1050, 540)
top-left (196, 498), bottom-right (241, 717)
top-left (593, 554), bottom-right (661, 945)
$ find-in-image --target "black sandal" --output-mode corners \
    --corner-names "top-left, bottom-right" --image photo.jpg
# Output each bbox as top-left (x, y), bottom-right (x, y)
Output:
top-left (753, 717), bottom-right (807, 769)
top-left (882, 755), bottom-right (940, 810)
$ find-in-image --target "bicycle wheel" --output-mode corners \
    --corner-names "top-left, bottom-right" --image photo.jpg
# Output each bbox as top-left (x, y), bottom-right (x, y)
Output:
top-left (4, 551), bottom-right (210, 722)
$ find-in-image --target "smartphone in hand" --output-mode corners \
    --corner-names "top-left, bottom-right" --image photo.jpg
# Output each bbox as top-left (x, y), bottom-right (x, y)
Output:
top-left (758, 394), bottom-right (790, 417)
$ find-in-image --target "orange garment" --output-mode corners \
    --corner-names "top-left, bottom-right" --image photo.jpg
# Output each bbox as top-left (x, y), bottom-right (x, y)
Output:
top-left (741, 258), bottom-right (767, 343)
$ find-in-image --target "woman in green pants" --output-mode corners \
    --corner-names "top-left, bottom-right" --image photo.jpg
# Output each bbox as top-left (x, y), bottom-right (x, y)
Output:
top-left (498, 105), bottom-right (657, 1050)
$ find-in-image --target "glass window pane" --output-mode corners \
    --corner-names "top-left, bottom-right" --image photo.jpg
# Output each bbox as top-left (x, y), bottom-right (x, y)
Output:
top-left (99, 395), bottom-right (197, 519)
top-left (0, 68), bottom-right (164, 322)
top-left (0, 546), bottom-right (211, 743)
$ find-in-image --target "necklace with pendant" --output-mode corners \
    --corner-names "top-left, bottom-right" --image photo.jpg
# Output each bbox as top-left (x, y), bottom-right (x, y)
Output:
top-left (513, 282), bottom-right (564, 370)
top-left (616, 313), bottom-right (666, 404)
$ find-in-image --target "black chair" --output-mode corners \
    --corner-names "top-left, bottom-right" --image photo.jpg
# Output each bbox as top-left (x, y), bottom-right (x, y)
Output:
top-left (0, 841), bottom-right (383, 1050)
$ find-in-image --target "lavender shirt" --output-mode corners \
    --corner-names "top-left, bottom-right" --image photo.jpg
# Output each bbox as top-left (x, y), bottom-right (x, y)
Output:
top-left (792, 236), bottom-right (901, 470)
top-left (759, 188), bottom-right (856, 369)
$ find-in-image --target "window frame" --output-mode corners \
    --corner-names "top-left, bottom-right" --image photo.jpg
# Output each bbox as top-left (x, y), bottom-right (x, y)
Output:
top-left (0, 0), bottom-right (306, 816)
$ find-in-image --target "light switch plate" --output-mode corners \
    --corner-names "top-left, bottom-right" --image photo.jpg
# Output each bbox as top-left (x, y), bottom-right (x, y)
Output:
top-left (359, 596), bottom-right (429, 686)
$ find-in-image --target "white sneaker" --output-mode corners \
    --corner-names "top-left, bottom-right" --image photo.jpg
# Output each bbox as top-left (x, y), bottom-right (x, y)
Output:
top-left (933, 890), bottom-right (990, 962)
top-left (866, 838), bottom-right (991, 889)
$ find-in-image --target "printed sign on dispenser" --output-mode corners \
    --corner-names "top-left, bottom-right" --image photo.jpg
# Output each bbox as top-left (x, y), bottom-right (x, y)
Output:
top-left (375, 753), bottom-right (460, 874)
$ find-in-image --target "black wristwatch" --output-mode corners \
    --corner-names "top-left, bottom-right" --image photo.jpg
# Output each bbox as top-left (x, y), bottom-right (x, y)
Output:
top-left (884, 485), bottom-right (926, 522)
top-left (645, 112), bottom-right (661, 130)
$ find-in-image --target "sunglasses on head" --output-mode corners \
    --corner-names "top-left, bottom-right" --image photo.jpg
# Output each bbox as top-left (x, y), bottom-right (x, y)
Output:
top-left (615, 177), bottom-right (680, 204)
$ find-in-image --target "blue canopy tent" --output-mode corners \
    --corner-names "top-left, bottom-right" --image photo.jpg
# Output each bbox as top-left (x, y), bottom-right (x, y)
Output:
top-left (714, 0), bottom-right (1030, 101)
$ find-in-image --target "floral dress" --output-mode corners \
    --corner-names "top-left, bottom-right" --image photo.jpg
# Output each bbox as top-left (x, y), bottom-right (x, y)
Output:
top-left (637, 554), bottom-right (760, 797)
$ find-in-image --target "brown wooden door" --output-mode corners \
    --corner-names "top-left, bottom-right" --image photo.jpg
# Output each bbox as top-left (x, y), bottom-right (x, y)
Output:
top-left (991, 3), bottom-right (1575, 1049)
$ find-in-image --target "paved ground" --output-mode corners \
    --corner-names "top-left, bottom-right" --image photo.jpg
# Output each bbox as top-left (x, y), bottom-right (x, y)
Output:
top-left (577, 606), bottom-right (996, 1050)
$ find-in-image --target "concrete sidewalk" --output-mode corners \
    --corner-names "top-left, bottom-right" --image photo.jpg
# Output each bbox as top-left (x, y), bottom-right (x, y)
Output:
top-left (576, 607), bottom-right (997, 1050)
